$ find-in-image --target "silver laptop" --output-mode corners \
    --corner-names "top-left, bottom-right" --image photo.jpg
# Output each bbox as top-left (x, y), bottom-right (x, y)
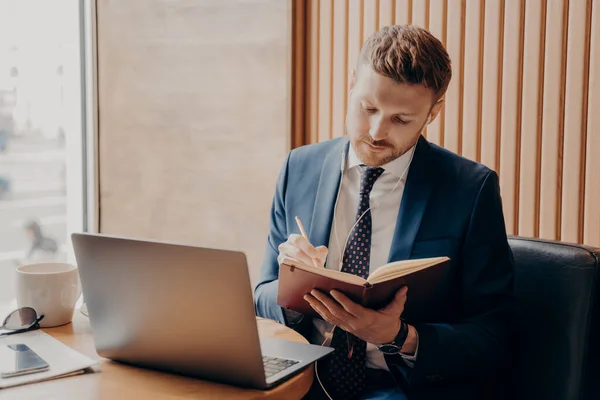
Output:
top-left (71, 232), bottom-right (333, 389)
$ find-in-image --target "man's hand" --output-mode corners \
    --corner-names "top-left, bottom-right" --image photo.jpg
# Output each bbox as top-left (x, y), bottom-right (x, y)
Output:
top-left (277, 234), bottom-right (328, 268)
top-left (304, 286), bottom-right (411, 347)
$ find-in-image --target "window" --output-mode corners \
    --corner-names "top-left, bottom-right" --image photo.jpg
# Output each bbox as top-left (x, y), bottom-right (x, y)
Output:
top-left (0, 0), bottom-right (90, 309)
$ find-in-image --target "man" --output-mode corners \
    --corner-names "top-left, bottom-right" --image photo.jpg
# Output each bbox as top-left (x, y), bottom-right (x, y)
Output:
top-left (254, 25), bottom-right (514, 400)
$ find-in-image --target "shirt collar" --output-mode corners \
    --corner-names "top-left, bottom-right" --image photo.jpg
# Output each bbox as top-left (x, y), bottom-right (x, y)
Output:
top-left (347, 142), bottom-right (416, 179)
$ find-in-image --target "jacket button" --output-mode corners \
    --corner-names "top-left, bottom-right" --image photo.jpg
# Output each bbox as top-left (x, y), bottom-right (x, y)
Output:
top-left (426, 374), bottom-right (443, 382)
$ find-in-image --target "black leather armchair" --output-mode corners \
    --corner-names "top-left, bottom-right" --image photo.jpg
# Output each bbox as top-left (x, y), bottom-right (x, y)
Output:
top-left (509, 236), bottom-right (600, 400)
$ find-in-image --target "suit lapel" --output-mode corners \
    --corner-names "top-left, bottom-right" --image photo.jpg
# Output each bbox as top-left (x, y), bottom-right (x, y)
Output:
top-left (388, 136), bottom-right (435, 262)
top-left (308, 138), bottom-right (349, 248)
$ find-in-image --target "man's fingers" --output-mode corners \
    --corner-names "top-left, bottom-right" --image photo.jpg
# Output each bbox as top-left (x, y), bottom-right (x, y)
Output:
top-left (380, 286), bottom-right (408, 314)
top-left (315, 245), bottom-right (328, 258)
top-left (304, 294), bottom-right (346, 327)
top-left (289, 234), bottom-right (319, 258)
top-left (277, 242), bottom-right (314, 266)
top-left (310, 290), bottom-right (355, 322)
top-left (329, 290), bottom-right (364, 318)
top-left (314, 245), bottom-right (328, 267)
top-left (278, 235), bottom-right (329, 268)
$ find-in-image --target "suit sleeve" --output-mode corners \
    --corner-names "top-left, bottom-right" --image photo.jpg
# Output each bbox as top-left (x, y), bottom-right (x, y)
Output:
top-left (253, 152), bottom-right (291, 325)
top-left (387, 170), bottom-right (515, 387)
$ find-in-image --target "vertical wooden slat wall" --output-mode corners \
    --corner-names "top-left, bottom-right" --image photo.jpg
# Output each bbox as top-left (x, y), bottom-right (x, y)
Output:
top-left (585, 2), bottom-right (600, 246)
top-left (561, 0), bottom-right (591, 244)
top-left (518, 0), bottom-right (544, 239)
top-left (499, 0), bottom-right (524, 235)
top-left (427, 0), bottom-right (446, 147)
top-left (443, 0), bottom-right (464, 154)
top-left (300, 0), bottom-right (600, 247)
top-left (539, 0), bottom-right (568, 242)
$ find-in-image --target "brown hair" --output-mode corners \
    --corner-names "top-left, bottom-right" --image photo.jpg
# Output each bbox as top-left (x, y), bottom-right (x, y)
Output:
top-left (358, 25), bottom-right (452, 101)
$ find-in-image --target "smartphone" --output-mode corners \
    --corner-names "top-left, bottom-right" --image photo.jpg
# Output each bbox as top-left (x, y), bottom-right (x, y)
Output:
top-left (0, 344), bottom-right (50, 378)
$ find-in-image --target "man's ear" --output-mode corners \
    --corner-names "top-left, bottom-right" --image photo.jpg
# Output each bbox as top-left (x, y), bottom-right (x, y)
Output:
top-left (428, 98), bottom-right (445, 124)
top-left (349, 69), bottom-right (356, 92)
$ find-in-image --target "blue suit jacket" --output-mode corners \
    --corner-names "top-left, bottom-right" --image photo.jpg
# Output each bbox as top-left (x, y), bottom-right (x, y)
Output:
top-left (254, 136), bottom-right (514, 398)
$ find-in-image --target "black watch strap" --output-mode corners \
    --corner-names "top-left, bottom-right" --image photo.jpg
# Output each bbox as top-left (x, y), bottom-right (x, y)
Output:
top-left (377, 319), bottom-right (409, 355)
top-left (396, 318), bottom-right (409, 346)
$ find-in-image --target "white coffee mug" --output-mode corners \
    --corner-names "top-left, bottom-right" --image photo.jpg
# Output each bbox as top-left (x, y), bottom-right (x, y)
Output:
top-left (16, 262), bottom-right (82, 328)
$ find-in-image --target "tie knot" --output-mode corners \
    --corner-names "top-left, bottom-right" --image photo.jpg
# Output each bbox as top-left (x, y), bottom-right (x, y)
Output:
top-left (359, 166), bottom-right (384, 195)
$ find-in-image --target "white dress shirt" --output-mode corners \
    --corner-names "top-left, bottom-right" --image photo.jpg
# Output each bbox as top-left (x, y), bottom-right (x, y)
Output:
top-left (312, 142), bottom-right (417, 370)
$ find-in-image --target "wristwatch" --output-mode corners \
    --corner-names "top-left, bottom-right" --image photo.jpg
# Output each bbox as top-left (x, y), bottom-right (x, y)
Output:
top-left (377, 319), bottom-right (409, 355)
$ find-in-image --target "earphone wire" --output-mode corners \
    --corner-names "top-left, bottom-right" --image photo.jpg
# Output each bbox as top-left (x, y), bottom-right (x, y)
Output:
top-left (333, 145), bottom-right (416, 269)
top-left (314, 146), bottom-right (345, 400)
top-left (315, 327), bottom-right (336, 400)
top-left (315, 145), bottom-right (415, 399)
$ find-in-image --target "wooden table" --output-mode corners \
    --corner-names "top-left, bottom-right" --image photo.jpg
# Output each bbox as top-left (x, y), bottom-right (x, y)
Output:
top-left (0, 313), bottom-right (313, 399)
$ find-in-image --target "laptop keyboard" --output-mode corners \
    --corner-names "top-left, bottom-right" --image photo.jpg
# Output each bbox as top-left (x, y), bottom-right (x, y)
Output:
top-left (263, 356), bottom-right (299, 377)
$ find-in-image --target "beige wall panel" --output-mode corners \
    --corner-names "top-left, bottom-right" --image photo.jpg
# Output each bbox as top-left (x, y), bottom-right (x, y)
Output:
top-left (539, 0), bottom-right (568, 241)
top-left (331, 0), bottom-right (348, 139)
top-left (444, 0), bottom-right (464, 154)
top-left (427, 0), bottom-right (446, 147)
top-left (499, 0), bottom-right (524, 235)
top-left (584, 0), bottom-right (600, 247)
top-left (480, 0), bottom-right (503, 172)
top-left (412, 0), bottom-right (428, 139)
top-left (318, 0), bottom-right (333, 142)
top-left (346, 0), bottom-right (363, 143)
top-left (518, 0), bottom-right (545, 238)
top-left (379, 0), bottom-right (395, 28)
top-left (561, 0), bottom-right (591, 243)
top-left (363, 0), bottom-right (379, 43)
top-left (412, 0), bottom-right (428, 30)
top-left (97, 0), bottom-right (292, 285)
top-left (461, 0), bottom-right (483, 162)
top-left (348, 0), bottom-right (363, 72)
top-left (307, 0), bottom-right (320, 144)
top-left (394, 0), bottom-right (412, 25)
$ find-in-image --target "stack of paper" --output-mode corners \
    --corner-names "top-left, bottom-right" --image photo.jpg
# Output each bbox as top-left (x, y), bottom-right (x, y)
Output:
top-left (0, 330), bottom-right (98, 389)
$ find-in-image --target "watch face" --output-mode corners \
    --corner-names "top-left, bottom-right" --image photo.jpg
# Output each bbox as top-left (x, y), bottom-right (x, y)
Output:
top-left (377, 344), bottom-right (401, 355)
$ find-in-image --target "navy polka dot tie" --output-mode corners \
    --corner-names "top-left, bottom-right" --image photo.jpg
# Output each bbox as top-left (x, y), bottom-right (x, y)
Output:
top-left (319, 166), bottom-right (385, 399)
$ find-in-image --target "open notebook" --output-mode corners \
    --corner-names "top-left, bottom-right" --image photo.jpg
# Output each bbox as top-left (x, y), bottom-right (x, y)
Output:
top-left (277, 256), bottom-right (450, 317)
top-left (0, 330), bottom-right (98, 389)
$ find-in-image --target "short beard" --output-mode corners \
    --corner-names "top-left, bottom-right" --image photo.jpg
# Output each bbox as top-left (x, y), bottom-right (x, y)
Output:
top-left (353, 138), bottom-right (403, 167)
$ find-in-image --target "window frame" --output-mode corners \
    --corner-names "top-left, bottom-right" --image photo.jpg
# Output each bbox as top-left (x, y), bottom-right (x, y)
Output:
top-left (65, 0), bottom-right (99, 264)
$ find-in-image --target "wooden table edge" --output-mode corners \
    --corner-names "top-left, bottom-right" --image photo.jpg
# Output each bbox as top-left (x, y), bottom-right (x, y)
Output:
top-left (1, 312), bottom-right (314, 400)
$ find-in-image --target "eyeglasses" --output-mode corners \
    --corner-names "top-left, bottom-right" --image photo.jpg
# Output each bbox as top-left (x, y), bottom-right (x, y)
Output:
top-left (0, 307), bottom-right (44, 337)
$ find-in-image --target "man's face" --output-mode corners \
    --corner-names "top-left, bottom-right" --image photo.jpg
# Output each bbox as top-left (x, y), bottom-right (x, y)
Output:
top-left (345, 65), bottom-right (442, 166)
